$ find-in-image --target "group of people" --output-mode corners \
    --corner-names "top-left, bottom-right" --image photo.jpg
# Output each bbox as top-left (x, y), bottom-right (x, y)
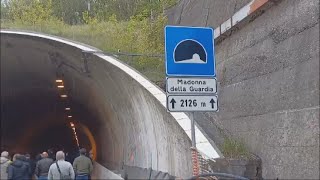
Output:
top-left (0, 148), bottom-right (93, 180)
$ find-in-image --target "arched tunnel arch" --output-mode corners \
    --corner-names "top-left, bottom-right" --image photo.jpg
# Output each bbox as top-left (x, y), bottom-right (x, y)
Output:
top-left (1, 30), bottom-right (219, 178)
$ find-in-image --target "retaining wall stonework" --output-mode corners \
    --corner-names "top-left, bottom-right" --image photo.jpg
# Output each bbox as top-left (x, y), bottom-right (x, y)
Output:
top-left (167, 0), bottom-right (319, 179)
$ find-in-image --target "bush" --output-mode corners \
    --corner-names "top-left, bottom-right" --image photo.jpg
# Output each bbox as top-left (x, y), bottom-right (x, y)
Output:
top-left (222, 137), bottom-right (250, 159)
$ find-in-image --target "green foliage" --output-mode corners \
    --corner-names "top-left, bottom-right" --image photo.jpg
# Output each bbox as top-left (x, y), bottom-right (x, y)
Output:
top-left (7, 0), bottom-right (53, 24)
top-left (108, 14), bottom-right (118, 24)
top-left (51, 0), bottom-right (87, 24)
top-left (91, 0), bottom-right (177, 21)
top-left (222, 137), bottom-right (250, 159)
top-left (1, 0), bottom-right (9, 19)
top-left (82, 11), bottom-right (98, 25)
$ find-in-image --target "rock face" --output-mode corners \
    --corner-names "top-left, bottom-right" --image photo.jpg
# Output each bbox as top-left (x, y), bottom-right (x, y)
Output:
top-left (167, 0), bottom-right (319, 179)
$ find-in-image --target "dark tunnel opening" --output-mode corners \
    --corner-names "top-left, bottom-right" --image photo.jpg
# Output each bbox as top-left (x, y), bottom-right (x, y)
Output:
top-left (27, 123), bottom-right (79, 155)
top-left (0, 40), bottom-right (99, 159)
top-left (1, 88), bottom-right (95, 159)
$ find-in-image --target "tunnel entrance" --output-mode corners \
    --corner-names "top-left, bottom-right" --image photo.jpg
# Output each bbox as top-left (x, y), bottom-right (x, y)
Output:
top-left (1, 75), bottom-right (95, 159)
top-left (1, 30), bottom-right (194, 178)
top-left (27, 123), bottom-right (80, 156)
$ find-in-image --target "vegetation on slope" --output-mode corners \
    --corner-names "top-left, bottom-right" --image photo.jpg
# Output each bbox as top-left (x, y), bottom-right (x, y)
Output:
top-left (1, 0), bottom-right (178, 85)
top-left (222, 137), bottom-right (250, 159)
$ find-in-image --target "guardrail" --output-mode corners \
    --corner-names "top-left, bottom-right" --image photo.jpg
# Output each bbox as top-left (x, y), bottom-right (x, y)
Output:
top-left (188, 172), bottom-right (249, 180)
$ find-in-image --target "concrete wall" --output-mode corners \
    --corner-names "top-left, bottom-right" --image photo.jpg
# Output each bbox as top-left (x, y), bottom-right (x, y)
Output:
top-left (167, 0), bottom-right (319, 179)
top-left (166, 0), bottom-right (251, 27)
top-left (209, 158), bottom-right (262, 179)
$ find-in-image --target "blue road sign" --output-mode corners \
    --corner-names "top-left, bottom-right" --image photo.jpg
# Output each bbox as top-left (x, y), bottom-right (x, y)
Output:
top-left (165, 26), bottom-right (215, 77)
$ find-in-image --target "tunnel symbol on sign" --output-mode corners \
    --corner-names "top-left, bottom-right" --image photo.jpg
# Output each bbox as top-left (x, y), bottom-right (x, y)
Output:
top-left (174, 39), bottom-right (207, 64)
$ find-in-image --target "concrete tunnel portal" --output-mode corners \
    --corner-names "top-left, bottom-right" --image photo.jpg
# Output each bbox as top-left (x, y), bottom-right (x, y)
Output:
top-left (0, 30), bottom-right (220, 178)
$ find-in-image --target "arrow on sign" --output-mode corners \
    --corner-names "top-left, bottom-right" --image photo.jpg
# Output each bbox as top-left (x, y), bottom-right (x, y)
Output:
top-left (210, 99), bottom-right (215, 109)
top-left (170, 99), bottom-right (176, 109)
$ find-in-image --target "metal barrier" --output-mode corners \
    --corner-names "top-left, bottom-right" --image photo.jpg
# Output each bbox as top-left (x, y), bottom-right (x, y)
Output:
top-left (188, 172), bottom-right (249, 180)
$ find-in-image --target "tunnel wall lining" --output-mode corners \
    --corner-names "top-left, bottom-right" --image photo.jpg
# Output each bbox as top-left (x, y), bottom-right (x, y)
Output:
top-left (1, 30), bottom-right (221, 177)
top-left (95, 54), bottom-right (221, 159)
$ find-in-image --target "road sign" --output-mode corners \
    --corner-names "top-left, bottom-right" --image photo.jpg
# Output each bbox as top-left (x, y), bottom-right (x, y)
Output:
top-left (165, 26), bottom-right (215, 77)
top-left (167, 77), bottom-right (217, 94)
top-left (167, 95), bottom-right (218, 112)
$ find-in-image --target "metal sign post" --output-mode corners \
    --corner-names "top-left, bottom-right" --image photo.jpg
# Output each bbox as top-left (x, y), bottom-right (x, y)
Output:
top-left (190, 112), bottom-right (196, 148)
top-left (190, 112), bottom-right (199, 176)
top-left (165, 25), bottom-right (218, 176)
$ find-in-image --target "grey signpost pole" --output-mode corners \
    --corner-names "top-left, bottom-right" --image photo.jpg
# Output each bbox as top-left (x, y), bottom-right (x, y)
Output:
top-left (191, 112), bottom-right (196, 147)
top-left (165, 26), bottom-right (217, 176)
top-left (190, 111), bottom-right (198, 176)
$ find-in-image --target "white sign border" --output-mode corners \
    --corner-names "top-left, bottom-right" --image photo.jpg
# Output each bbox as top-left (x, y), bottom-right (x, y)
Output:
top-left (166, 77), bottom-right (217, 95)
top-left (166, 95), bottom-right (219, 112)
top-left (164, 25), bottom-right (216, 77)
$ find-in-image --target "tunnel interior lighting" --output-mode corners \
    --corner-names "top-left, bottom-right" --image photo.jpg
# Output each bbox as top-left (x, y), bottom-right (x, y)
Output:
top-left (69, 122), bottom-right (80, 147)
top-left (68, 115), bottom-right (72, 118)
top-left (61, 95), bottom-right (68, 98)
top-left (65, 108), bottom-right (71, 110)
top-left (55, 80), bottom-right (63, 83)
top-left (57, 85), bottom-right (64, 88)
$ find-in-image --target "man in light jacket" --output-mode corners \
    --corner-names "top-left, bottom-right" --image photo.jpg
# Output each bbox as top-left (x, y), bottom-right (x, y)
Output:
top-left (0, 151), bottom-right (12, 180)
top-left (48, 151), bottom-right (75, 180)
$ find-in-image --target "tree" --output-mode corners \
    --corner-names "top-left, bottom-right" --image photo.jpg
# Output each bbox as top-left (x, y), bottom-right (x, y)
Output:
top-left (90, 0), bottom-right (177, 21)
top-left (7, 0), bottom-right (53, 24)
top-left (1, 0), bottom-right (10, 20)
top-left (51, 0), bottom-right (87, 24)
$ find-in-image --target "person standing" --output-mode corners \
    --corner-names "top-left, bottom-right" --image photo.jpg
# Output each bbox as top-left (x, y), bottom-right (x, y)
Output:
top-left (7, 154), bottom-right (29, 180)
top-left (73, 148), bottom-right (93, 180)
top-left (19, 154), bottom-right (32, 178)
top-left (0, 151), bottom-right (12, 180)
top-left (48, 151), bottom-right (75, 180)
top-left (48, 149), bottom-right (55, 161)
top-left (35, 153), bottom-right (42, 163)
top-left (35, 152), bottom-right (54, 180)
top-left (25, 153), bottom-right (36, 178)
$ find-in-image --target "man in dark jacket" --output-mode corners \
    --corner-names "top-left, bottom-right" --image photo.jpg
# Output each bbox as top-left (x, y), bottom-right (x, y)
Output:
top-left (18, 154), bottom-right (32, 178)
top-left (73, 148), bottom-right (93, 180)
top-left (25, 154), bottom-right (36, 178)
top-left (35, 152), bottom-right (54, 180)
top-left (8, 154), bottom-right (29, 180)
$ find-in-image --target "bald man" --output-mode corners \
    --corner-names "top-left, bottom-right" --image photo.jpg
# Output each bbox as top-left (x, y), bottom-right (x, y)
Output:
top-left (48, 151), bottom-right (75, 180)
top-left (35, 152), bottom-right (54, 180)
